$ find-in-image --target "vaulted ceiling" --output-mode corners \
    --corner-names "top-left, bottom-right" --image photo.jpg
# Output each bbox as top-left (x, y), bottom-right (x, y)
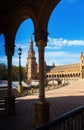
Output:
top-left (0, 0), bottom-right (47, 20)
top-left (0, 0), bottom-right (60, 39)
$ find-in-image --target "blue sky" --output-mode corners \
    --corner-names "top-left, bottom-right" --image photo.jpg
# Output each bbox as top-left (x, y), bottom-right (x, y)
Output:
top-left (0, 0), bottom-right (84, 66)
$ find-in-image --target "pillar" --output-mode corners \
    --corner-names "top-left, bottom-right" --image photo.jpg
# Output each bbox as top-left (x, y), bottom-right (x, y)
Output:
top-left (4, 41), bottom-right (16, 116)
top-left (34, 40), bottom-right (50, 127)
top-left (37, 41), bottom-right (45, 101)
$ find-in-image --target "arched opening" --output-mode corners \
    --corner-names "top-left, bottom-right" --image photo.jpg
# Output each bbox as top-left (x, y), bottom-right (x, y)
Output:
top-left (0, 1), bottom-right (84, 127)
top-left (46, 0), bottom-right (84, 82)
top-left (14, 18), bottom-right (34, 66)
top-left (12, 18), bottom-right (38, 88)
top-left (0, 34), bottom-right (6, 64)
top-left (0, 34), bottom-right (8, 86)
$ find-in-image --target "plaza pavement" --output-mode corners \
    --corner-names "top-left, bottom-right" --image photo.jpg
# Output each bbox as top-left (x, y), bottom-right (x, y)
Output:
top-left (0, 79), bottom-right (84, 130)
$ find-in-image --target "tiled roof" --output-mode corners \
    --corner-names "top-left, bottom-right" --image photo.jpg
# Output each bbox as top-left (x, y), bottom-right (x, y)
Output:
top-left (46, 63), bottom-right (80, 72)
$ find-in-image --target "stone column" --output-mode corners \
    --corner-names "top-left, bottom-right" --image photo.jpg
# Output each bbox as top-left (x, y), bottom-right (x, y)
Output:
top-left (4, 42), bottom-right (16, 116)
top-left (34, 40), bottom-right (50, 127)
top-left (37, 41), bottom-right (45, 101)
top-left (7, 53), bottom-right (12, 96)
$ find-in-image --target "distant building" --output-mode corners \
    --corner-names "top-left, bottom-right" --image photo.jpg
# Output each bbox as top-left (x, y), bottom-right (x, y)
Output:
top-left (26, 38), bottom-right (84, 83)
top-left (26, 37), bottom-right (39, 81)
top-left (46, 52), bottom-right (84, 80)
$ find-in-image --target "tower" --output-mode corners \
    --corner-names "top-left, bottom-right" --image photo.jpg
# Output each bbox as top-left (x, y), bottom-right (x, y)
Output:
top-left (80, 52), bottom-right (84, 79)
top-left (26, 37), bottom-right (37, 81)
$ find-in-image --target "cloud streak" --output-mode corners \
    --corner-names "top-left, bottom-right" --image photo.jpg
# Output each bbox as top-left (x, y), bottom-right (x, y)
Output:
top-left (47, 37), bottom-right (84, 49)
top-left (0, 37), bottom-right (82, 67)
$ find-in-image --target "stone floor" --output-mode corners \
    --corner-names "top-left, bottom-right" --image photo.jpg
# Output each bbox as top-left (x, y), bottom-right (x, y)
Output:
top-left (0, 80), bottom-right (84, 130)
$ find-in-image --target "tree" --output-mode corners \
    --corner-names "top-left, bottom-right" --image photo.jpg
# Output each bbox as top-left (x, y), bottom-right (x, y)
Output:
top-left (0, 63), bottom-right (26, 81)
top-left (12, 66), bottom-right (25, 81)
top-left (12, 66), bottom-right (19, 81)
top-left (0, 63), bottom-right (7, 80)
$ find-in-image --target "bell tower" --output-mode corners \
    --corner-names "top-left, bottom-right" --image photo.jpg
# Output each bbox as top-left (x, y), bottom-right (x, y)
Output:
top-left (80, 51), bottom-right (84, 79)
top-left (26, 37), bottom-right (37, 81)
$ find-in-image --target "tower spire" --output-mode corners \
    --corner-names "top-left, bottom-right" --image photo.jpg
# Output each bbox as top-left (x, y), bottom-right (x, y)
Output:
top-left (29, 36), bottom-right (33, 49)
top-left (26, 36), bottom-right (37, 81)
top-left (30, 36), bottom-right (33, 43)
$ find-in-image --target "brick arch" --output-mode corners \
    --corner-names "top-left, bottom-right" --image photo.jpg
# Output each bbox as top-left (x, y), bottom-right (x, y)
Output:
top-left (7, 6), bottom-right (36, 44)
top-left (36, 0), bottom-right (60, 29)
top-left (0, 24), bottom-right (5, 34)
top-left (0, 0), bottom-right (61, 121)
top-left (34, 0), bottom-right (60, 42)
top-left (1, 1), bottom-right (60, 45)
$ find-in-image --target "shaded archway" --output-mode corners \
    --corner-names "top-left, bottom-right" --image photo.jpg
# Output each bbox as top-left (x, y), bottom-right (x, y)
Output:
top-left (0, 0), bottom-right (61, 126)
top-left (14, 18), bottom-right (34, 66)
top-left (45, 0), bottom-right (84, 84)
top-left (0, 34), bottom-right (6, 65)
top-left (0, 34), bottom-right (7, 85)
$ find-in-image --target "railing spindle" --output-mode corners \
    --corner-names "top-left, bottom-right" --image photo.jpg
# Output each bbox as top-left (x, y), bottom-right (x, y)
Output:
top-left (33, 106), bottom-right (84, 130)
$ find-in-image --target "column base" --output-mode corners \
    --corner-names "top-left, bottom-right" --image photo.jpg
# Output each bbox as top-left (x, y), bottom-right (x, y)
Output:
top-left (34, 100), bottom-right (50, 127)
top-left (4, 95), bottom-right (16, 116)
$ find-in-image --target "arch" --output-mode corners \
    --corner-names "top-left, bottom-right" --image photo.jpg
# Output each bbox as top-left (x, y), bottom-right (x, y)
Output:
top-left (76, 73), bottom-right (79, 77)
top-left (49, 75), bottom-right (51, 78)
top-left (38, 0), bottom-right (60, 31)
top-left (46, 75), bottom-right (48, 78)
top-left (70, 74), bottom-right (72, 77)
top-left (62, 74), bottom-right (64, 77)
top-left (73, 73), bottom-right (75, 77)
top-left (13, 18), bottom-right (34, 67)
top-left (60, 74), bottom-right (62, 77)
top-left (15, 18), bottom-right (34, 42)
top-left (6, 6), bottom-right (36, 45)
top-left (0, 34), bottom-right (7, 64)
top-left (0, 0), bottom-right (62, 123)
top-left (0, 25), bottom-right (5, 35)
top-left (68, 74), bottom-right (70, 77)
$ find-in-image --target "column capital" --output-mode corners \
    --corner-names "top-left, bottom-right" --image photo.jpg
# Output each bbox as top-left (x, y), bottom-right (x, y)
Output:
top-left (4, 34), bottom-right (15, 56)
top-left (34, 29), bottom-right (48, 44)
top-left (36, 40), bottom-right (46, 49)
top-left (5, 43), bottom-right (15, 56)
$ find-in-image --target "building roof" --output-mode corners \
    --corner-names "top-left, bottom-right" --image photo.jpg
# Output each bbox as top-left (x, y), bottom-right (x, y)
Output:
top-left (47, 63), bottom-right (80, 72)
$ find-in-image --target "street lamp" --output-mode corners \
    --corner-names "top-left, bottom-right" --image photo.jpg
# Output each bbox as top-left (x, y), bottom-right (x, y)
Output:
top-left (18, 46), bottom-right (22, 93)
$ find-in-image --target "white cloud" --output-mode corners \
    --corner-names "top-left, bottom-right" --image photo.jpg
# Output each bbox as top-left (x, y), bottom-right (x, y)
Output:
top-left (16, 43), bottom-right (29, 49)
top-left (0, 37), bottom-right (82, 67)
top-left (12, 56), bottom-right (27, 66)
top-left (13, 38), bottom-right (82, 66)
top-left (47, 37), bottom-right (84, 49)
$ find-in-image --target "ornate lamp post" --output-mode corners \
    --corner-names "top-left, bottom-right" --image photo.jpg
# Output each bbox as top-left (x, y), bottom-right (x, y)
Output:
top-left (18, 46), bottom-right (22, 93)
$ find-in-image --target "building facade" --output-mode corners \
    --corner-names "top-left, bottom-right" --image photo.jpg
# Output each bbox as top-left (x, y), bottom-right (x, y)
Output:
top-left (46, 52), bottom-right (84, 80)
top-left (26, 38), bottom-right (84, 82)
